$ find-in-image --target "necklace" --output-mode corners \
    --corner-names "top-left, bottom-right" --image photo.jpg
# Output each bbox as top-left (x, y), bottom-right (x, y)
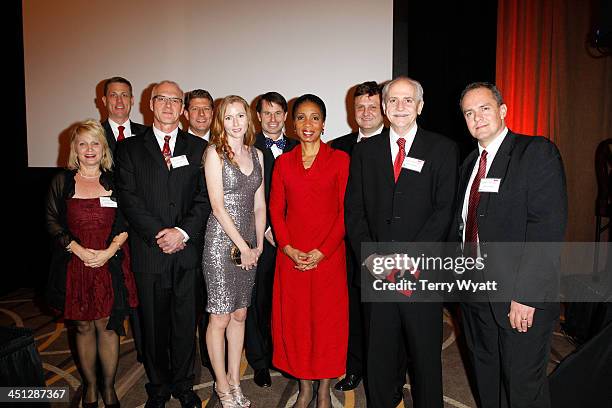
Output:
top-left (78, 171), bottom-right (101, 179)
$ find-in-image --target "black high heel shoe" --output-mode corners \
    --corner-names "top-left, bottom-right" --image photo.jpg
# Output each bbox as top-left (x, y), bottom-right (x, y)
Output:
top-left (81, 395), bottom-right (98, 408)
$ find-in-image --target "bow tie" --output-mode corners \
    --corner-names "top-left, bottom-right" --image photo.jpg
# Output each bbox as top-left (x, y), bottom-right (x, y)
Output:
top-left (265, 137), bottom-right (286, 150)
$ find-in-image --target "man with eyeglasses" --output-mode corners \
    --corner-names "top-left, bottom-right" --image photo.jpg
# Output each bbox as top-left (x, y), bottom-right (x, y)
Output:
top-left (115, 80), bottom-right (210, 408)
top-left (183, 89), bottom-right (214, 142)
top-left (246, 91), bottom-right (298, 388)
top-left (101, 76), bottom-right (147, 156)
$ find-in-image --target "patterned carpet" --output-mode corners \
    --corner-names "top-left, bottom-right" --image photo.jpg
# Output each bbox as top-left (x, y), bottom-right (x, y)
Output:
top-left (0, 288), bottom-right (577, 407)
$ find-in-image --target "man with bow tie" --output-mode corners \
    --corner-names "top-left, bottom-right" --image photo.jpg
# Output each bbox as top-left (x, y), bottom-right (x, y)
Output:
top-left (246, 92), bottom-right (298, 388)
top-left (100, 76), bottom-right (147, 157)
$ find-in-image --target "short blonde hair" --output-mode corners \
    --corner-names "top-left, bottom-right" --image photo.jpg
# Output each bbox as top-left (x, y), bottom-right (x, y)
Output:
top-left (67, 119), bottom-right (113, 171)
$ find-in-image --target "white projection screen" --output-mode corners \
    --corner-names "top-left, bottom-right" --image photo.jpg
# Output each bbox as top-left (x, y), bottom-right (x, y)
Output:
top-left (23, 0), bottom-right (393, 167)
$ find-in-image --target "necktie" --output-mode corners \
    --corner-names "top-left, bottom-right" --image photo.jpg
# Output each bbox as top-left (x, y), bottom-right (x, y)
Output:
top-left (265, 136), bottom-right (286, 150)
top-left (465, 150), bottom-right (488, 254)
top-left (393, 137), bottom-right (406, 182)
top-left (117, 125), bottom-right (125, 141)
top-left (162, 135), bottom-right (172, 169)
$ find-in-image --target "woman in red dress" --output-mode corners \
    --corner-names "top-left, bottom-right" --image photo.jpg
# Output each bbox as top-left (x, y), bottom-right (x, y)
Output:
top-left (46, 120), bottom-right (138, 408)
top-left (270, 94), bottom-right (349, 407)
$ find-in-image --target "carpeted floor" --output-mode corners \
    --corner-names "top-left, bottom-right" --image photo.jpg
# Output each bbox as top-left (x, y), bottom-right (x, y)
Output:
top-left (0, 288), bottom-right (577, 407)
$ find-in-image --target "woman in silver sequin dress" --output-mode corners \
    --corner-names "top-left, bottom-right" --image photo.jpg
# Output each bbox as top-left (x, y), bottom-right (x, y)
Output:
top-left (202, 95), bottom-right (265, 407)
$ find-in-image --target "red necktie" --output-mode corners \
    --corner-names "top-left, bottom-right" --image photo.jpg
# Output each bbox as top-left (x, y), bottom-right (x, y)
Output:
top-left (162, 135), bottom-right (172, 169)
top-left (117, 125), bottom-right (125, 141)
top-left (393, 137), bottom-right (406, 182)
top-left (465, 150), bottom-right (488, 253)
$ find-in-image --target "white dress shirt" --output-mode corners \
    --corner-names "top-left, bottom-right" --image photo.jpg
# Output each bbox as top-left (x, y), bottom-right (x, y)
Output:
top-left (152, 125), bottom-right (188, 241)
top-left (264, 132), bottom-right (286, 159)
top-left (461, 127), bottom-right (509, 244)
top-left (108, 118), bottom-right (134, 140)
top-left (357, 124), bottom-right (384, 143)
top-left (389, 124), bottom-right (418, 163)
top-left (189, 128), bottom-right (210, 142)
top-left (153, 125), bottom-right (179, 154)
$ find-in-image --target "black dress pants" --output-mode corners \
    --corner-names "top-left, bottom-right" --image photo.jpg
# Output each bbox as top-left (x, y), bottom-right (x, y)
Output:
top-left (461, 302), bottom-right (557, 408)
top-left (245, 240), bottom-right (275, 370)
top-left (345, 250), bottom-right (364, 377)
top-left (136, 268), bottom-right (200, 399)
top-left (365, 301), bottom-right (443, 408)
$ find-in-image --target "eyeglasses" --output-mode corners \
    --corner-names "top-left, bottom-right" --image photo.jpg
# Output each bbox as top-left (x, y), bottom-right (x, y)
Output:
top-left (153, 95), bottom-right (183, 106)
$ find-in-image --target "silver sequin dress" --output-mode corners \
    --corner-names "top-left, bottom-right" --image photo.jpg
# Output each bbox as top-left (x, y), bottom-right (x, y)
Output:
top-left (202, 147), bottom-right (262, 314)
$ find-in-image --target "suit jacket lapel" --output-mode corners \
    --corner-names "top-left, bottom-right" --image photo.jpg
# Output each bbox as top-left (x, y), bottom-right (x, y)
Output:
top-left (375, 129), bottom-right (395, 188)
top-left (458, 149), bottom-right (479, 210)
top-left (284, 136), bottom-right (298, 152)
top-left (173, 131), bottom-right (188, 159)
top-left (103, 120), bottom-right (116, 152)
top-left (143, 130), bottom-right (169, 170)
top-left (254, 133), bottom-right (267, 151)
top-left (477, 132), bottom-right (515, 217)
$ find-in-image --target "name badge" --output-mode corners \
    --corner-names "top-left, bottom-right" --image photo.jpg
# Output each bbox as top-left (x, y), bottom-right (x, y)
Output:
top-left (402, 157), bottom-right (425, 173)
top-left (170, 155), bottom-right (189, 168)
top-left (478, 178), bottom-right (501, 193)
top-left (99, 196), bottom-right (118, 208)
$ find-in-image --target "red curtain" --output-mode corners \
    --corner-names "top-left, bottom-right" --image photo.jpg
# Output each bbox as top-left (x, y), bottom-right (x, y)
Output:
top-left (497, 0), bottom-right (612, 241)
top-left (496, 0), bottom-right (564, 141)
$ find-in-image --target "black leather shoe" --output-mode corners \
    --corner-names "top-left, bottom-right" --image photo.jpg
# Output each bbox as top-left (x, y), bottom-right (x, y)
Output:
top-left (175, 389), bottom-right (201, 408)
top-left (144, 395), bottom-right (168, 408)
top-left (254, 368), bottom-right (272, 387)
top-left (334, 374), bottom-right (362, 391)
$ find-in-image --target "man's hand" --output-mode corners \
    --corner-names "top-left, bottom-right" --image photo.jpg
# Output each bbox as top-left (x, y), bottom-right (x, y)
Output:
top-left (508, 300), bottom-right (535, 332)
top-left (156, 228), bottom-right (186, 254)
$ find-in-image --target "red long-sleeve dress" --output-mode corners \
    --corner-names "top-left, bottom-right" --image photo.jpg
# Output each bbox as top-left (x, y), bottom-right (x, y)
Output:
top-left (270, 142), bottom-right (349, 379)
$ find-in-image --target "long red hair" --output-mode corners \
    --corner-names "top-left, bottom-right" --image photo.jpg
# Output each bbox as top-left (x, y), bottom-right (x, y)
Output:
top-left (210, 95), bottom-right (256, 165)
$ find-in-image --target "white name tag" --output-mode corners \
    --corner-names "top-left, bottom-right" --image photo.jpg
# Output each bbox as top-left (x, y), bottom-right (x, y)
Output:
top-left (170, 155), bottom-right (189, 168)
top-left (99, 196), bottom-right (118, 208)
top-left (478, 178), bottom-right (501, 193)
top-left (402, 157), bottom-right (425, 173)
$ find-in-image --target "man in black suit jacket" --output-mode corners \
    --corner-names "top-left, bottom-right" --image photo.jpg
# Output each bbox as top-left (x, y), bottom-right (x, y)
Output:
top-left (453, 82), bottom-right (567, 408)
top-left (331, 81), bottom-right (385, 392)
top-left (245, 92), bottom-right (298, 388)
top-left (183, 88), bottom-right (213, 370)
top-left (100, 76), bottom-right (147, 155)
top-left (345, 77), bottom-right (458, 408)
top-left (115, 80), bottom-right (210, 408)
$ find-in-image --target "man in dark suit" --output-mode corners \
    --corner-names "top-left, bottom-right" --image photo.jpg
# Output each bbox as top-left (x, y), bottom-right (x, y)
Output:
top-left (183, 89), bottom-right (213, 142)
top-left (183, 88), bottom-right (213, 370)
top-left (453, 82), bottom-right (567, 408)
top-left (245, 91), bottom-right (298, 388)
top-left (101, 76), bottom-right (147, 155)
top-left (331, 81), bottom-right (385, 392)
top-left (115, 80), bottom-right (210, 408)
top-left (345, 76), bottom-right (458, 408)
top-left (331, 80), bottom-right (385, 154)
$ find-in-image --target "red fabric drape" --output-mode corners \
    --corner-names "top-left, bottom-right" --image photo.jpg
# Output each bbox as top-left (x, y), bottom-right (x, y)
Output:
top-left (496, 0), bottom-right (563, 141)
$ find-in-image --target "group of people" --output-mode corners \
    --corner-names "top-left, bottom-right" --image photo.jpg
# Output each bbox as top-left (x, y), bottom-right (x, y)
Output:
top-left (46, 75), bottom-right (567, 408)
